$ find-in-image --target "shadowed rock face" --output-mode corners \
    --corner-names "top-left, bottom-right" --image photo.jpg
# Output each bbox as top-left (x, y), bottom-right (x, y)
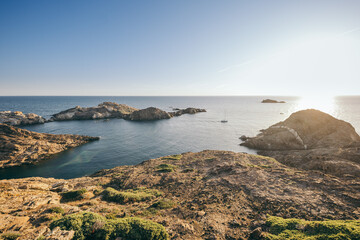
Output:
top-left (0, 150), bottom-right (358, 239)
top-left (0, 124), bottom-right (99, 168)
top-left (0, 111), bottom-right (46, 126)
top-left (242, 109), bottom-right (360, 150)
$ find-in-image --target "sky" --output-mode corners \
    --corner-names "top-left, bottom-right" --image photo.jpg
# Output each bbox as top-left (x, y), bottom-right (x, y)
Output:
top-left (0, 0), bottom-right (359, 96)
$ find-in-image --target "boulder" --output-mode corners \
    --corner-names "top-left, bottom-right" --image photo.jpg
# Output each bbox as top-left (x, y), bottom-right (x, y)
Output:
top-left (0, 111), bottom-right (46, 126)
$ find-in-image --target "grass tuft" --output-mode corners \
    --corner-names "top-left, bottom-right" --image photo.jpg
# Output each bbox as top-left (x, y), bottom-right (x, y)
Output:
top-left (102, 187), bottom-right (162, 204)
top-left (155, 164), bottom-right (176, 173)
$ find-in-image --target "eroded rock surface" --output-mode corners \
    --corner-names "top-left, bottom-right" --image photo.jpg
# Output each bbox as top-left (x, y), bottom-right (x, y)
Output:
top-left (0, 124), bottom-right (99, 168)
top-left (0, 150), bottom-right (359, 239)
top-left (0, 111), bottom-right (46, 126)
top-left (126, 107), bottom-right (172, 121)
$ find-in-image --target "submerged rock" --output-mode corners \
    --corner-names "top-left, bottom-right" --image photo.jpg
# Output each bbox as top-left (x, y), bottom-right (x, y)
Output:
top-left (0, 123), bottom-right (99, 168)
top-left (0, 111), bottom-right (46, 126)
top-left (261, 99), bottom-right (286, 103)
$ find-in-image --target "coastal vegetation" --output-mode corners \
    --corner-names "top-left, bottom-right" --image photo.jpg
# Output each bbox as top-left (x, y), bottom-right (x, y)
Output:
top-left (50, 212), bottom-right (168, 240)
top-left (155, 163), bottom-right (177, 172)
top-left (264, 216), bottom-right (360, 240)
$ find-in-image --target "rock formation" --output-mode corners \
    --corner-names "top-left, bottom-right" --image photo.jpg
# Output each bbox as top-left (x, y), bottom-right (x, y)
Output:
top-left (0, 111), bottom-right (46, 126)
top-left (0, 150), bottom-right (358, 239)
top-left (241, 109), bottom-right (360, 178)
top-left (241, 109), bottom-right (360, 150)
top-left (50, 102), bottom-right (206, 122)
top-left (261, 99), bottom-right (286, 103)
top-left (50, 102), bottom-right (138, 121)
top-left (125, 107), bottom-right (172, 121)
top-left (0, 124), bottom-right (99, 168)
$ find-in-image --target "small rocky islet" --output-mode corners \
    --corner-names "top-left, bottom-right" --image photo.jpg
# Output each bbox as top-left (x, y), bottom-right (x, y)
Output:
top-left (0, 102), bottom-right (206, 125)
top-left (0, 108), bottom-right (360, 239)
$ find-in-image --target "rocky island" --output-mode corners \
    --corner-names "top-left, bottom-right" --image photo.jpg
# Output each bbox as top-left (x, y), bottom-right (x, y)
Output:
top-left (0, 111), bottom-right (46, 126)
top-left (0, 124), bottom-right (99, 168)
top-left (50, 102), bottom-right (206, 122)
top-left (241, 109), bottom-right (360, 178)
top-left (261, 99), bottom-right (286, 103)
top-left (0, 150), bottom-right (359, 239)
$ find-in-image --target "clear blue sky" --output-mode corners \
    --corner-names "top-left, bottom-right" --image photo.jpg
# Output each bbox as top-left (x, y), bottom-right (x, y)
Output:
top-left (0, 0), bottom-right (359, 96)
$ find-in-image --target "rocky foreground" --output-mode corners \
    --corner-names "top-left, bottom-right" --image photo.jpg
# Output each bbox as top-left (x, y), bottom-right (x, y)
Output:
top-left (0, 150), bottom-right (359, 240)
top-left (241, 109), bottom-right (360, 178)
top-left (50, 102), bottom-right (206, 121)
top-left (0, 124), bottom-right (99, 168)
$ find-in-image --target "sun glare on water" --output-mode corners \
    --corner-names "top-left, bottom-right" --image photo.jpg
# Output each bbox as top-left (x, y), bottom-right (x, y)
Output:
top-left (295, 95), bottom-right (336, 115)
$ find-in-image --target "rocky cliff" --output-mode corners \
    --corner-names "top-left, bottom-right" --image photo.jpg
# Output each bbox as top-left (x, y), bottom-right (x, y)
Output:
top-left (0, 150), bottom-right (358, 239)
top-left (0, 124), bottom-right (99, 168)
top-left (0, 111), bottom-right (46, 126)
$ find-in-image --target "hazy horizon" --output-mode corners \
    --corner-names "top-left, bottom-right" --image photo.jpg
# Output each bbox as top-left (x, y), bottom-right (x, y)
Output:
top-left (1, 0), bottom-right (359, 96)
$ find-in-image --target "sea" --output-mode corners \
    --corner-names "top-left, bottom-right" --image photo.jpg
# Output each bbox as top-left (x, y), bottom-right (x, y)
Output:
top-left (0, 96), bottom-right (359, 179)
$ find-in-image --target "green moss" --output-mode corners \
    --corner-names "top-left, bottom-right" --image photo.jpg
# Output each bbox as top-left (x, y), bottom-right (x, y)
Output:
top-left (150, 199), bottom-right (175, 210)
top-left (36, 237), bottom-right (45, 240)
top-left (0, 232), bottom-right (21, 240)
top-left (265, 216), bottom-right (360, 240)
top-left (155, 164), bottom-right (176, 173)
top-left (61, 189), bottom-right (87, 202)
top-left (162, 154), bottom-right (182, 160)
top-left (102, 187), bottom-right (162, 204)
top-left (50, 212), bottom-right (168, 240)
top-left (49, 206), bottom-right (65, 214)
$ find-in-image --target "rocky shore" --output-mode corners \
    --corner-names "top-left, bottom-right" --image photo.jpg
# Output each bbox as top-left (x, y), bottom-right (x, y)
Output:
top-left (0, 111), bottom-right (46, 126)
top-left (241, 109), bottom-right (360, 178)
top-left (50, 102), bottom-right (206, 122)
top-left (0, 124), bottom-right (99, 168)
top-left (0, 150), bottom-right (359, 239)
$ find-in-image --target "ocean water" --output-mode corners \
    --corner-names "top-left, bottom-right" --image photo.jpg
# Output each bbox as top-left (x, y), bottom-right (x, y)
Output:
top-left (0, 96), bottom-right (359, 179)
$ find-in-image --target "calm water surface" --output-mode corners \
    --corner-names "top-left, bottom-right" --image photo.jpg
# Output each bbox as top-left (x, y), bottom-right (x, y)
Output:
top-left (0, 96), bottom-right (359, 179)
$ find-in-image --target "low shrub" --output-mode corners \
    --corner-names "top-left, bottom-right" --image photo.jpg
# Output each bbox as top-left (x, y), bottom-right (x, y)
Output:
top-left (102, 187), bottom-right (162, 204)
top-left (61, 189), bottom-right (87, 202)
top-left (50, 211), bottom-right (168, 240)
top-left (265, 216), bottom-right (360, 240)
top-left (155, 164), bottom-right (176, 173)
top-left (150, 199), bottom-right (175, 210)
top-left (0, 232), bottom-right (21, 240)
top-left (49, 206), bottom-right (65, 214)
top-left (162, 154), bottom-right (182, 160)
